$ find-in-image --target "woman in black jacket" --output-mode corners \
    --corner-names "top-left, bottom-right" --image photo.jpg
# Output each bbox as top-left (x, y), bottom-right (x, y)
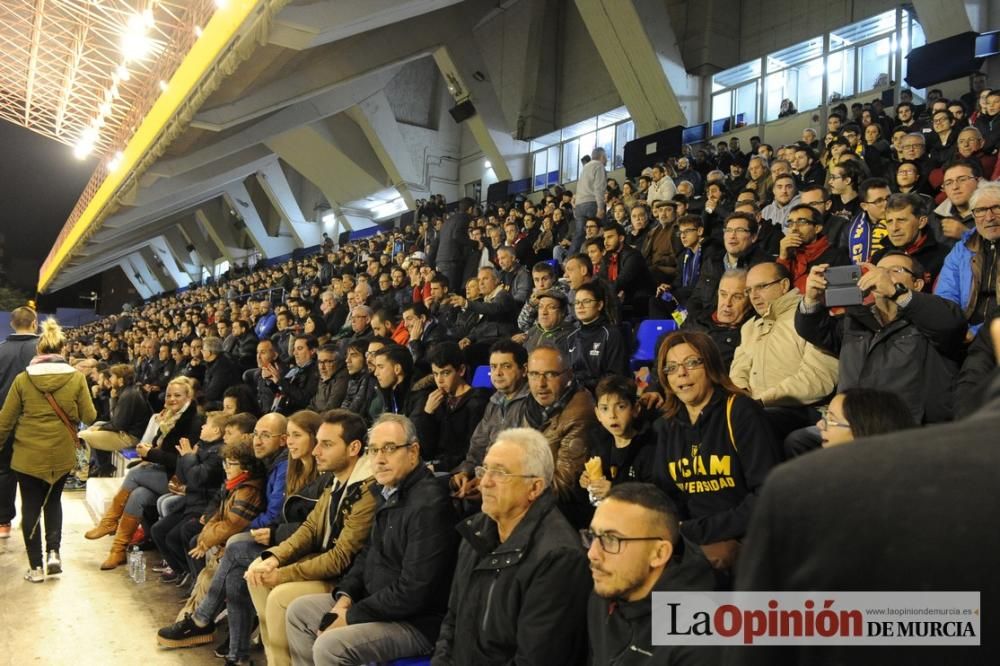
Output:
top-left (651, 331), bottom-right (778, 574)
top-left (86, 376), bottom-right (203, 570)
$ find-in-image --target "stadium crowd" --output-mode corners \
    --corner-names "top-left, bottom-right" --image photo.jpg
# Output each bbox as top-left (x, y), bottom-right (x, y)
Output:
top-left (0, 82), bottom-right (999, 665)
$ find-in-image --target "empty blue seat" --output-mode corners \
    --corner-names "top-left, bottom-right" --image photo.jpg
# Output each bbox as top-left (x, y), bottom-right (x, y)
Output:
top-left (631, 319), bottom-right (678, 369)
top-left (385, 658), bottom-right (431, 666)
top-left (471, 365), bottom-right (492, 388)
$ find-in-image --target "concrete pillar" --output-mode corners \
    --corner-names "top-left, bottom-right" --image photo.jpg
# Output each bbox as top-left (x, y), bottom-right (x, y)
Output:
top-left (150, 237), bottom-right (193, 288)
top-left (117, 260), bottom-right (153, 300)
top-left (125, 253), bottom-right (162, 297)
top-left (163, 228), bottom-right (202, 283)
top-left (255, 161), bottom-right (322, 248)
top-left (223, 183), bottom-right (298, 258)
top-left (138, 246), bottom-right (178, 292)
top-left (347, 90), bottom-right (422, 209)
top-left (196, 202), bottom-right (244, 263)
top-left (912, 0), bottom-right (973, 43)
top-left (574, 0), bottom-right (694, 134)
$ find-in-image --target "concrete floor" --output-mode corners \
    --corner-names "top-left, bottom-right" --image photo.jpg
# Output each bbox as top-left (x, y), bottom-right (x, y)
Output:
top-left (0, 491), bottom-right (234, 666)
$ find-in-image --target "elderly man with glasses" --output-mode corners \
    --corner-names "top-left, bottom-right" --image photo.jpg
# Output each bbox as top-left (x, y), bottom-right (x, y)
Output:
top-left (935, 180), bottom-right (1000, 336)
top-left (432, 428), bottom-right (590, 665)
top-left (285, 414), bottom-right (458, 666)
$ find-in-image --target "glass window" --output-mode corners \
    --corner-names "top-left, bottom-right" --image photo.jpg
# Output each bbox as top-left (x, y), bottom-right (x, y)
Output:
top-left (767, 36), bottom-right (824, 72)
top-left (829, 9), bottom-right (896, 48)
top-left (597, 106), bottom-right (630, 127)
top-left (798, 58), bottom-right (824, 111)
top-left (545, 145), bottom-right (560, 186)
top-left (827, 49), bottom-right (855, 101)
top-left (735, 81), bottom-right (758, 126)
top-left (529, 130), bottom-right (560, 153)
top-left (597, 125), bottom-right (615, 163)
top-left (532, 150), bottom-right (548, 190)
top-left (712, 91), bottom-right (732, 121)
top-left (764, 69), bottom-right (794, 121)
top-left (561, 139), bottom-right (580, 184)
top-left (858, 37), bottom-right (892, 93)
top-left (712, 59), bottom-right (762, 91)
top-left (614, 120), bottom-right (634, 169)
top-left (561, 117), bottom-right (597, 142)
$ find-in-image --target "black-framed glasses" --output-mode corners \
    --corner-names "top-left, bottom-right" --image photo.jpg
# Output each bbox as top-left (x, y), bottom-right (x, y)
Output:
top-left (580, 529), bottom-right (668, 554)
top-left (474, 466), bottom-right (538, 483)
top-left (972, 204), bottom-right (1000, 219)
top-left (664, 357), bottom-right (704, 375)
top-left (787, 217), bottom-right (816, 227)
top-left (744, 278), bottom-right (783, 296)
top-left (368, 442), bottom-right (414, 457)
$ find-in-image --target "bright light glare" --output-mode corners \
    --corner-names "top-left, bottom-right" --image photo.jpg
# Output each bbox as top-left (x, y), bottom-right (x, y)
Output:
top-left (484, 160), bottom-right (492, 169)
top-left (108, 151), bottom-right (124, 171)
top-left (321, 212), bottom-right (337, 225)
top-left (117, 65), bottom-right (130, 82)
top-left (121, 14), bottom-right (152, 61)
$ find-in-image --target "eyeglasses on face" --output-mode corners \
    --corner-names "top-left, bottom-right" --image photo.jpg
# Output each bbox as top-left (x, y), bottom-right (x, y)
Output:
top-left (664, 357), bottom-right (704, 375)
top-left (474, 466), bottom-right (538, 483)
top-left (527, 369), bottom-right (568, 381)
top-left (972, 204), bottom-right (1000, 219)
top-left (574, 298), bottom-right (598, 307)
top-left (865, 196), bottom-right (889, 206)
top-left (580, 529), bottom-right (667, 554)
top-left (818, 414), bottom-right (851, 430)
top-left (787, 218), bottom-right (816, 227)
top-left (744, 278), bottom-right (783, 296)
top-left (943, 175), bottom-right (976, 189)
top-left (368, 442), bottom-right (414, 457)
top-left (253, 431), bottom-right (276, 440)
top-left (723, 227), bottom-right (752, 236)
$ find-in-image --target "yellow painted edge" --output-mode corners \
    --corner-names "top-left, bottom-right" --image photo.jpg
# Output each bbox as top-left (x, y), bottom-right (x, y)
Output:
top-left (38, 0), bottom-right (266, 292)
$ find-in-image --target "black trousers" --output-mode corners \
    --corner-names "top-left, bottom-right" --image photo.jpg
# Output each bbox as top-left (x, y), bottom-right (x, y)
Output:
top-left (0, 438), bottom-right (16, 524)
top-left (151, 510), bottom-right (201, 575)
top-left (17, 472), bottom-right (68, 569)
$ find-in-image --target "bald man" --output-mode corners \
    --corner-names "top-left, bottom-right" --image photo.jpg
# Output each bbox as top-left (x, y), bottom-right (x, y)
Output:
top-left (250, 412), bottom-right (290, 532)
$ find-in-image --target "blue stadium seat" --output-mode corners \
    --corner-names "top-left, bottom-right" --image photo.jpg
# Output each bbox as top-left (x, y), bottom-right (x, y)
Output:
top-left (385, 659), bottom-right (431, 666)
top-left (630, 319), bottom-right (678, 369)
top-left (471, 365), bottom-right (492, 388)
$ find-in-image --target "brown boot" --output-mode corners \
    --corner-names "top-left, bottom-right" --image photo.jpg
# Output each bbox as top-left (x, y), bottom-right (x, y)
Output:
top-left (101, 514), bottom-right (139, 570)
top-left (85, 487), bottom-right (130, 540)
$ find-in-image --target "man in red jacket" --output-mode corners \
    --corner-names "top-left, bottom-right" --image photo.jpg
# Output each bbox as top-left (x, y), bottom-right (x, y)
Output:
top-left (778, 204), bottom-right (849, 293)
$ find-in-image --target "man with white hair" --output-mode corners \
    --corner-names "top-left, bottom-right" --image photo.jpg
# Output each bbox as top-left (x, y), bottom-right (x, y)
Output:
top-left (431, 428), bottom-right (590, 665)
top-left (935, 180), bottom-right (1000, 335)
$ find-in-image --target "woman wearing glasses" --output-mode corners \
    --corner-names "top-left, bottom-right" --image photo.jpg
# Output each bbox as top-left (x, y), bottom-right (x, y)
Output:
top-left (650, 331), bottom-right (778, 576)
top-left (818, 389), bottom-right (915, 447)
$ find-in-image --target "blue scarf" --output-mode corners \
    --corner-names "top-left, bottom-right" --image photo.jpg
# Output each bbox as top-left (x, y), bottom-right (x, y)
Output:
top-left (681, 247), bottom-right (702, 287)
top-left (847, 211), bottom-right (872, 265)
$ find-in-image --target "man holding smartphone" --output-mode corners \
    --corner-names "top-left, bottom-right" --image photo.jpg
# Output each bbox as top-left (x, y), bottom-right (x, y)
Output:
top-left (796, 254), bottom-right (967, 427)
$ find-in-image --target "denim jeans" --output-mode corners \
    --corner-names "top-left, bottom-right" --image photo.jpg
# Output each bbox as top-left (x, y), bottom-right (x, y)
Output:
top-left (570, 201), bottom-right (598, 256)
top-left (193, 535), bottom-right (265, 661)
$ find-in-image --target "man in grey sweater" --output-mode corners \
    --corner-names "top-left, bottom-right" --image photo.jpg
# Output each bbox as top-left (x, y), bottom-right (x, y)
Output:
top-left (571, 148), bottom-right (608, 255)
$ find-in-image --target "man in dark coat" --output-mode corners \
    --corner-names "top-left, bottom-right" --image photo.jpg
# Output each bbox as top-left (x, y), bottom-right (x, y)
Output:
top-left (733, 359), bottom-right (1000, 666)
top-left (601, 222), bottom-right (652, 319)
top-left (0, 306), bottom-right (38, 538)
top-left (201, 336), bottom-right (243, 410)
top-left (587, 483), bottom-right (719, 666)
top-left (434, 198), bottom-right (476, 294)
top-left (285, 414), bottom-right (459, 664)
top-left (432, 428), bottom-right (590, 665)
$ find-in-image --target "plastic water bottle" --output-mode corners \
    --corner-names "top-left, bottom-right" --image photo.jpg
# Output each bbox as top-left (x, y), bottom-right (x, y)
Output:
top-left (128, 545), bottom-right (139, 581)
top-left (135, 551), bottom-right (146, 584)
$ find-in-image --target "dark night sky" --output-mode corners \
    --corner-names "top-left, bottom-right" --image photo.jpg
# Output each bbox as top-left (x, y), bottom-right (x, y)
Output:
top-left (0, 120), bottom-right (97, 294)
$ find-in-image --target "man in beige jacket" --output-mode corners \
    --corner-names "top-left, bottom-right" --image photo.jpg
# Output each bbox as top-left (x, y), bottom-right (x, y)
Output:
top-left (730, 263), bottom-right (839, 444)
top-left (245, 409), bottom-right (376, 666)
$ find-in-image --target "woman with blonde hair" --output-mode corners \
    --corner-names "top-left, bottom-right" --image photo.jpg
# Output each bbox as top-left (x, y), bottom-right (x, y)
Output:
top-left (0, 318), bottom-right (97, 582)
top-left (86, 375), bottom-right (203, 570)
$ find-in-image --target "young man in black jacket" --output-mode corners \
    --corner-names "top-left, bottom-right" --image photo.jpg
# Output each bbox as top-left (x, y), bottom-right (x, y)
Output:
top-left (285, 414), bottom-right (458, 664)
top-left (0, 306), bottom-right (38, 539)
top-left (586, 483), bottom-right (718, 666)
top-left (433, 428), bottom-right (590, 665)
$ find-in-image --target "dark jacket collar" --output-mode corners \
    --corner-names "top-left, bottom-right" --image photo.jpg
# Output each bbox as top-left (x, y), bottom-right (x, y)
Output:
top-left (373, 462), bottom-right (433, 506)
top-left (458, 491), bottom-right (559, 567)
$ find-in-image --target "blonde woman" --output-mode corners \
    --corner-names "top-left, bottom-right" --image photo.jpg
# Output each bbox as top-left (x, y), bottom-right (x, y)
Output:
top-left (0, 318), bottom-right (97, 582)
top-left (86, 375), bottom-right (204, 570)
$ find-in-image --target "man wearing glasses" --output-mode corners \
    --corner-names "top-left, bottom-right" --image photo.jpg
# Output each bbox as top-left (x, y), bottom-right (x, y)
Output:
top-left (935, 180), bottom-right (1000, 335)
top-left (685, 212), bottom-right (770, 323)
top-left (432, 428), bottom-right (590, 665)
top-left (730, 262), bottom-right (839, 444)
top-left (930, 159), bottom-right (982, 243)
top-left (309, 344), bottom-right (348, 412)
top-left (285, 414), bottom-right (458, 665)
top-left (777, 204), bottom-right (849, 293)
top-left (523, 345), bottom-right (596, 528)
top-left (586, 483), bottom-right (717, 665)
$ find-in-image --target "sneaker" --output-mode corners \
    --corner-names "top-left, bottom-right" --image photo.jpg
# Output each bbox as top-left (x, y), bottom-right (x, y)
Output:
top-left (64, 477), bottom-right (87, 491)
top-left (46, 550), bottom-right (62, 575)
top-left (24, 567), bottom-right (45, 583)
top-left (213, 635), bottom-right (229, 659)
top-left (152, 559), bottom-right (172, 573)
top-left (160, 568), bottom-right (179, 584)
top-left (175, 572), bottom-right (191, 588)
top-left (157, 613), bottom-right (215, 648)
top-left (0, 523), bottom-right (11, 539)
